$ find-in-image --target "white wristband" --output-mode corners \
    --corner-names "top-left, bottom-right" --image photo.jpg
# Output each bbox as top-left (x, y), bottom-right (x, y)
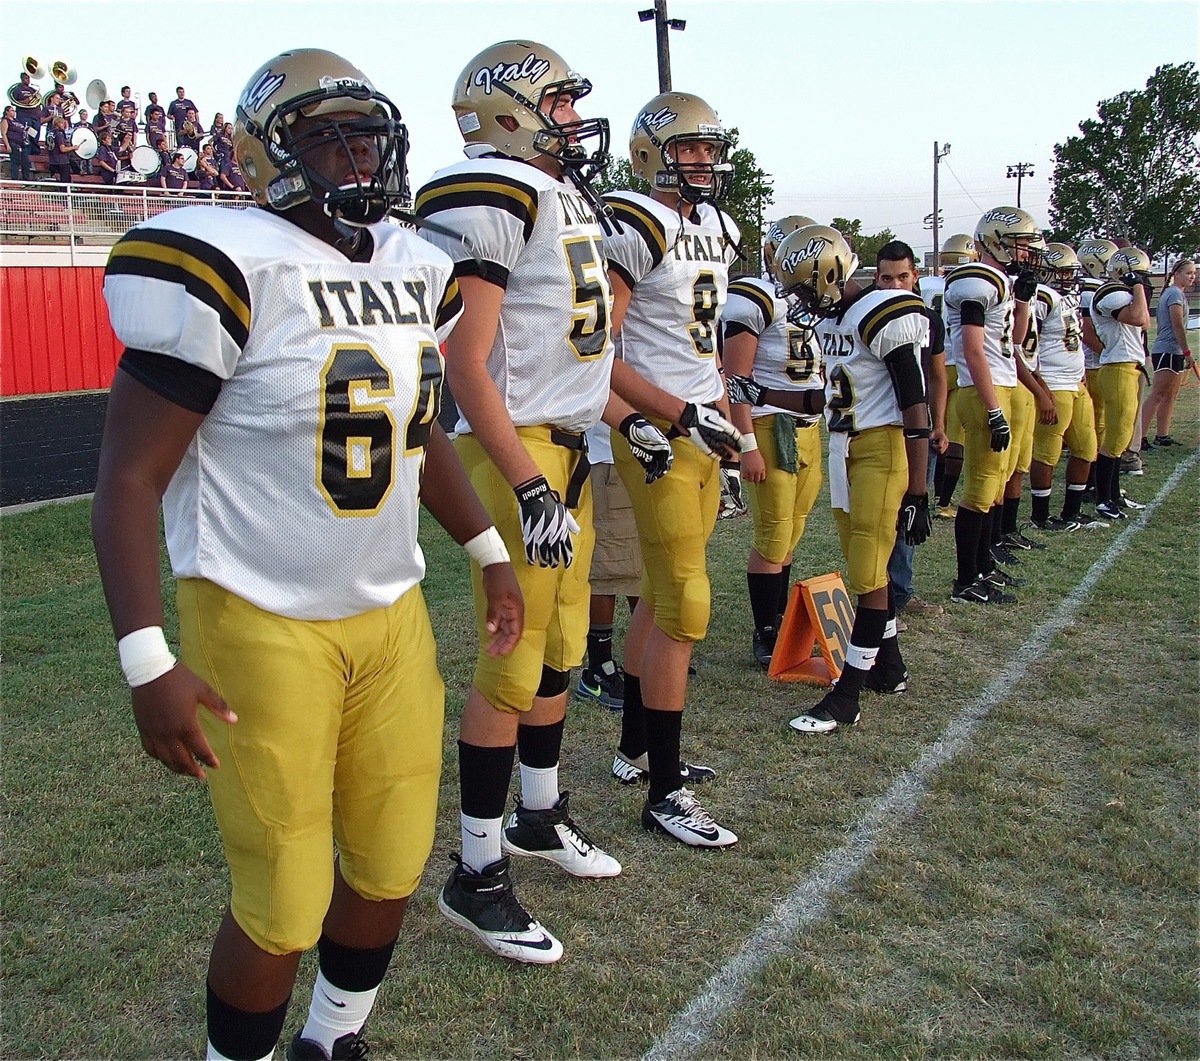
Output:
top-left (464, 526), bottom-right (510, 568)
top-left (740, 434), bottom-right (759, 453)
top-left (117, 626), bottom-right (177, 688)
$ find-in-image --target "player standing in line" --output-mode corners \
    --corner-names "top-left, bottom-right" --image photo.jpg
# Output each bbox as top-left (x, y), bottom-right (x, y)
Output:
top-left (1027, 243), bottom-right (1109, 532)
top-left (943, 207), bottom-right (1041, 605)
top-left (1091, 246), bottom-right (1153, 521)
top-left (1077, 238), bottom-right (1120, 497)
top-left (775, 226), bottom-right (931, 734)
top-left (722, 214), bottom-right (823, 669)
top-left (414, 41), bottom-right (674, 963)
top-left (93, 50), bottom-right (523, 1061)
top-left (603, 91), bottom-right (746, 847)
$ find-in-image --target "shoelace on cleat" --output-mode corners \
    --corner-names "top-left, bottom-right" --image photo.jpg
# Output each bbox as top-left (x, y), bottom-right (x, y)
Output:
top-left (668, 788), bottom-right (716, 826)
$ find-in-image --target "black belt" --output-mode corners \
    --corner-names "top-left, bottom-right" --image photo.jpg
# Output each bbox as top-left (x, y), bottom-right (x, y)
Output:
top-left (550, 427), bottom-right (590, 509)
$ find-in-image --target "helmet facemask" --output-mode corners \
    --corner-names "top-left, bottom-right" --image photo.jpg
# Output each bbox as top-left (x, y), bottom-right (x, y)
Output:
top-left (644, 126), bottom-right (733, 205)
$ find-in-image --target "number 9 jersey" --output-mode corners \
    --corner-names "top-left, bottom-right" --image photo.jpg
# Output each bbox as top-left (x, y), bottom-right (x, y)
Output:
top-left (103, 205), bottom-right (462, 620)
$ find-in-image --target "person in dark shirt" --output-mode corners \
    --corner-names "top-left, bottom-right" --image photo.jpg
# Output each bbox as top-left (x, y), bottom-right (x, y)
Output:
top-left (47, 116), bottom-right (76, 182)
top-left (219, 156), bottom-right (248, 193)
top-left (3, 105), bottom-right (32, 180)
top-left (159, 151), bottom-right (189, 192)
top-left (167, 86), bottom-right (196, 135)
top-left (195, 142), bottom-right (219, 191)
top-left (117, 100), bottom-right (139, 145)
top-left (11, 73), bottom-right (42, 152)
top-left (145, 103), bottom-right (166, 144)
top-left (213, 121), bottom-right (235, 168)
top-left (69, 109), bottom-right (93, 174)
top-left (208, 112), bottom-right (224, 139)
top-left (179, 108), bottom-right (202, 150)
top-left (143, 91), bottom-right (159, 124)
top-left (93, 130), bottom-right (118, 185)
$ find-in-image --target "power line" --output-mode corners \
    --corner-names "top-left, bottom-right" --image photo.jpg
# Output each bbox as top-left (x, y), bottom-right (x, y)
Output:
top-left (940, 158), bottom-right (986, 212)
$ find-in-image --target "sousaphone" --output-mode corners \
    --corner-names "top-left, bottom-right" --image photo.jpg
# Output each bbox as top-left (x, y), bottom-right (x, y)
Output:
top-left (23, 56), bottom-right (45, 79)
top-left (51, 60), bottom-right (77, 86)
top-left (85, 78), bottom-right (107, 111)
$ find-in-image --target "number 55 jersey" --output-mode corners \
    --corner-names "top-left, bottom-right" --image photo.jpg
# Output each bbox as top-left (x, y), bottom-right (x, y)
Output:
top-left (103, 205), bottom-right (462, 620)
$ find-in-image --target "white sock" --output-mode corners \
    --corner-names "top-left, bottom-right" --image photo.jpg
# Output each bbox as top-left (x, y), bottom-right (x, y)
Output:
top-left (206, 1042), bottom-right (272, 1061)
top-left (845, 643), bottom-right (880, 671)
top-left (299, 969), bottom-right (379, 1055)
top-left (461, 812), bottom-right (502, 873)
top-left (519, 763), bottom-right (559, 811)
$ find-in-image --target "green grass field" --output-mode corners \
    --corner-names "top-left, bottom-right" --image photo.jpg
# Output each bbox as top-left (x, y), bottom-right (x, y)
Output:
top-left (3, 390), bottom-right (1198, 1059)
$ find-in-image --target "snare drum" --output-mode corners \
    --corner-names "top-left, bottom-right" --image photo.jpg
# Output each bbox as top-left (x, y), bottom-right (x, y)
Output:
top-left (178, 147), bottom-right (199, 173)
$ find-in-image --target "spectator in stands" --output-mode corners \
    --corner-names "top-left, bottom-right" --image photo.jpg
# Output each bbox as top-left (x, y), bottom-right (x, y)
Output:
top-left (42, 84), bottom-right (70, 128)
top-left (116, 100), bottom-right (139, 145)
top-left (69, 109), bottom-right (93, 175)
top-left (167, 86), bottom-right (196, 136)
top-left (46, 116), bottom-right (76, 182)
top-left (143, 91), bottom-right (159, 124)
top-left (145, 102), bottom-right (166, 143)
top-left (115, 118), bottom-right (135, 172)
top-left (11, 73), bottom-right (42, 152)
top-left (220, 155), bottom-right (248, 193)
top-left (92, 99), bottom-right (116, 138)
top-left (179, 108), bottom-right (202, 151)
top-left (120, 85), bottom-right (134, 105)
top-left (213, 121), bottom-right (234, 167)
top-left (93, 129), bottom-right (118, 185)
top-left (195, 141), bottom-right (219, 191)
top-left (2, 104), bottom-right (33, 180)
top-left (159, 151), bottom-right (189, 192)
top-left (208, 112), bottom-right (224, 139)
top-left (153, 131), bottom-right (173, 175)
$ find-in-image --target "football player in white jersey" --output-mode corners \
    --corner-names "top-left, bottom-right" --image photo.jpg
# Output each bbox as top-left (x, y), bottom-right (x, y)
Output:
top-left (722, 214), bottom-right (822, 668)
top-left (774, 226), bottom-right (932, 734)
top-left (943, 207), bottom-right (1041, 604)
top-left (603, 91), bottom-right (745, 847)
top-left (1091, 246), bottom-right (1152, 520)
top-left (414, 40), bottom-right (674, 964)
top-left (1027, 243), bottom-right (1108, 531)
top-left (93, 51), bottom-right (522, 1061)
top-left (1077, 238), bottom-right (1119, 465)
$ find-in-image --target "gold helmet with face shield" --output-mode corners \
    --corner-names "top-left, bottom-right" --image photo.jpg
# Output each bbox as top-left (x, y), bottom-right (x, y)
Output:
top-left (939, 233), bottom-right (978, 269)
top-left (1107, 245), bottom-right (1152, 279)
top-left (762, 215), bottom-right (816, 279)
top-left (774, 224), bottom-right (859, 325)
top-left (234, 48), bottom-right (408, 225)
top-left (629, 91), bottom-right (733, 204)
top-left (1076, 238), bottom-right (1119, 279)
top-left (974, 206), bottom-right (1045, 274)
top-left (1039, 242), bottom-right (1082, 295)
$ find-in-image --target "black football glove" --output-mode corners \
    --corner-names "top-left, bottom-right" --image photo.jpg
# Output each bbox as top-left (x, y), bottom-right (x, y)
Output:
top-left (987, 407), bottom-right (1011, 452)
top-left (898, 492), bottom-right (932, 546)
top-left (1013, 269), bottom-right (1038, 302)
top-left (1119, 271), bottom-right (1140, 288)
top-left (618, 413), bottom-right (673, 484)
top-left (514, 475), bottom-right (579, 568)
top-left (724, 373), bottom-right (768, 407)
top-left (679, 402), bottom-right (742, 460)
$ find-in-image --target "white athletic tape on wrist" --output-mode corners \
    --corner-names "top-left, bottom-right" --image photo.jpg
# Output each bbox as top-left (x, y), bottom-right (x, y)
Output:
top-left (740, 434), bottom-right (759, 453)
top-left (117, 626), bottom-right (177, 688)
top-left (464, 526), bottom-right (510, 568)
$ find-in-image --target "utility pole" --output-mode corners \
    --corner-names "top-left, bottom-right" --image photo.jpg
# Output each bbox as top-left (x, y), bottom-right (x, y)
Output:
top-left (933, 141), bottom-right (950, 267)
top-left (638, 0), bottom-right (687, 93)
top-left (1006, 162), bottom-right (1034, 208)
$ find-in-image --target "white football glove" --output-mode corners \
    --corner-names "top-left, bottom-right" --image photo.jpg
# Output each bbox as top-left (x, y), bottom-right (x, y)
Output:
top-left (618, 413), bottom-right (674, 483)
top-left (679, 402), bottom-right (743, 460)
top-left (514, 475), bottom-right (580, 568)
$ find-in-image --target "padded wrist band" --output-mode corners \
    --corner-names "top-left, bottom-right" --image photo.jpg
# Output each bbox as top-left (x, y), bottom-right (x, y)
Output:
top-left (739, 434), bottom-right (759, 452)
top-left (117, 626), bottom-right (177, 688)
top-left (464, 526), bottom-right (510, 568)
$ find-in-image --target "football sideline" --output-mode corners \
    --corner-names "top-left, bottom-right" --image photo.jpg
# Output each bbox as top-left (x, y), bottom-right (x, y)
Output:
top-left (645, 449), bottom-right (1200, 1061)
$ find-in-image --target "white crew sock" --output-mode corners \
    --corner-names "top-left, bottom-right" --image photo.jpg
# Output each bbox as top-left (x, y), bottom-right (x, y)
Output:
top-left (461, 812), bottom-right (503, 873)
top-left (519, 763), bottom-right (559, 811)
top-left (298, 969), bottom-right (380, 1055)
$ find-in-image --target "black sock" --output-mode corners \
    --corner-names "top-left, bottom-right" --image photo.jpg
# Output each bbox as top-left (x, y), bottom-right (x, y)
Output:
top-left (1062, 482), bottom-right (1085, 518)
top-left (833, 606), bottom-right (888, 707)
top-left (954, 506), bottom-right (984, 585)
top-left (318, 935), bottom-right (396, 992)
top-left (619, 673), bottom-right (646, 759)
top-left (937, 443), bottom-right (964, 506)
top-left (1096, 455), bottom-right (1117, 504)
top-left (1031, 488), bottom-right (1051, 523)
top-left (778, 563), bottom-right (792, 620)
top-left (933, 451), bottom-right (946, 499)
top-left (747, 572), bottom-right (780, 633)
top-left (207, 983), bottom-right (290, 1061)
top-left (990, 504), bottom-right (1005, 546)
top-left (644, 706), bottom-right (683, 803)
top-left (457, 740), bottom-right (515, 820)
top-left (585, 622), bottom-right (613, 670)
top-left (978, 508), bottom-right (996, 574)
top-left (1002, 495), bottom-right (1021, 535)
top-left (876, 590), bottom-right (902, 668)
top-left (1085, 462), bottom-right (1096, 491)
top-left (517, 719), bottom-right (564, 769)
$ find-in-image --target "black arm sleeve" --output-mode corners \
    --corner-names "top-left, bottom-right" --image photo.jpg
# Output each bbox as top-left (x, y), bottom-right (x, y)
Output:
top-left (118, 348), bottom-right (222, 414)
top-left (959, 300), bottom-right (986, 327)
top-left (883, 343), bottom-right (928, 410)
top-left (721, 320), bottom-right (755, 340)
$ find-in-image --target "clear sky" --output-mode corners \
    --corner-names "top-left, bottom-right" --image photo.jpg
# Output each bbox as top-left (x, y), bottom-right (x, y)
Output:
top-left (7, 0), bottom-right (1197, 257)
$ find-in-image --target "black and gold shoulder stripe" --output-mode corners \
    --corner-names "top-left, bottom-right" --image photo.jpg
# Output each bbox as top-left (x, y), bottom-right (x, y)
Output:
top-left (728, 280), bottom-right (774, 326)
top-left (858, 293), bottom-right (925, 347)
top-left (606, 198), bottom-right (667, 269)
top-left (415, 173), bottom-right (539, 244)
top-left (1035, 288), bottom-right (1054, 315)
top-left (944, 264), bottom-right (1007, 303)
top-left (107, 226), bottom-right (251, 350)
top-left (435, 277), bottom-right (463, 331)
top-left (1091, 281), bottom-right (1125, 310)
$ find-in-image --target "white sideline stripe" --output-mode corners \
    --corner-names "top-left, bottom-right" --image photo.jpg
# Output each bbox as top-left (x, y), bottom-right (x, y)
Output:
top-left (645, 452), bottom-right (1200, 1061)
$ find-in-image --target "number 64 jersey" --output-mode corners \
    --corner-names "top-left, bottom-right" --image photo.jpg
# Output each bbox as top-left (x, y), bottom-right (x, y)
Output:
top-left (103, 205), bottom-right (462, 621)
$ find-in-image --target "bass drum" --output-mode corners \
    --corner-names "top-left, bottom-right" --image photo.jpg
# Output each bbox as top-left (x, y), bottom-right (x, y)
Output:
top-left (178, 147), bottom-right (199, 173)
top-left (131, 144), bottom-right (161, 175)
top-left (71, 126), bottom-right (98, 159)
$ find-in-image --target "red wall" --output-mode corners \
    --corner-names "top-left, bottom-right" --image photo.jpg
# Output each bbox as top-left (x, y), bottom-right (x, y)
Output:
top-left (1, 267), bottom-right (123, 396)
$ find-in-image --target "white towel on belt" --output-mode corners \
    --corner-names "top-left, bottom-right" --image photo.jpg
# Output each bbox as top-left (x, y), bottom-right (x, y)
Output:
top-left (829, 431), bottom-right (850, 513)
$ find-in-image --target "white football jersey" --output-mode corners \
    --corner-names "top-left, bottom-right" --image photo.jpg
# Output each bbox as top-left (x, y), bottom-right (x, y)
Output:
top-left (1017, 292), bottom-right (1040, 372)
top-left (722, 275), bottom-right (822, 425)
top-left (414, 157), bottom-right (614, 433)
top-left (943, 262), bottom-right (1018, 388)
top-left (815, 288), bottom-right (929, 433)
top-left (603, 191), bottom-right (739, 405)
top-left (1091, 281), bottom-right (1144, 365)
top-left (1079, 276), bottom-right (1103, 370)
top-left (1034, 285), bottom-right (1085, 389)
top-left (104, 206), bottom-right (462, 620)
top-left (918, 275), bottom-right (945, 318)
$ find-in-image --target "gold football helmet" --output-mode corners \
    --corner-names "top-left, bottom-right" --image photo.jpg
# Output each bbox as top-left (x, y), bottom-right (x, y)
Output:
top-left (939, 233), bottom-right (978, 269)
top-left (1039, 242), bottom-right (1081, 295)
top-left (1107, 245), bottom-right (1152, 279)
top-left (450, 41), bottom-right (607, 174)
top-left (974, 206), bottom-right (1045, 273)
top-left (762, 215), bottom-right (816, 279)
top-left (629, 91), bottom-right (732, 204)
top-left (774, 225), bottom-right (859, 324)
top-left (1076, 239), bottom-right (1119, 280)
top-left (234, 49), bottom-right (407, 224)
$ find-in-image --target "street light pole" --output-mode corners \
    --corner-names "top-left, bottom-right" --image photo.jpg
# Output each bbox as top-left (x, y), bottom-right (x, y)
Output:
top-left (1006, 162), bottom-right (1034, 208)
top-left (933, 141), bottom-right (950, 268)
top-left (638, 0), bottom-right (687, 93)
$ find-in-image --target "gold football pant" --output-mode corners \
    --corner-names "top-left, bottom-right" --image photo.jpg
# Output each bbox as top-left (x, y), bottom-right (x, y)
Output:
top-left (958, 385), bottom-right (1015, 513)
top-left (830, 425), bottom-right (907, 596)
top-left (1085, 367), bottom-right (1105, 446)
top-left (1008, 383), bottom-right (1036, 478)
top-left (1097, 362), bottom-right (1141, 457)
top-left (944, 364), bottom-right (965, 446)
top-left (1032, 384), bottom-right (1098, 467)
top-left (746, 416), bottom-right (823, 565)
